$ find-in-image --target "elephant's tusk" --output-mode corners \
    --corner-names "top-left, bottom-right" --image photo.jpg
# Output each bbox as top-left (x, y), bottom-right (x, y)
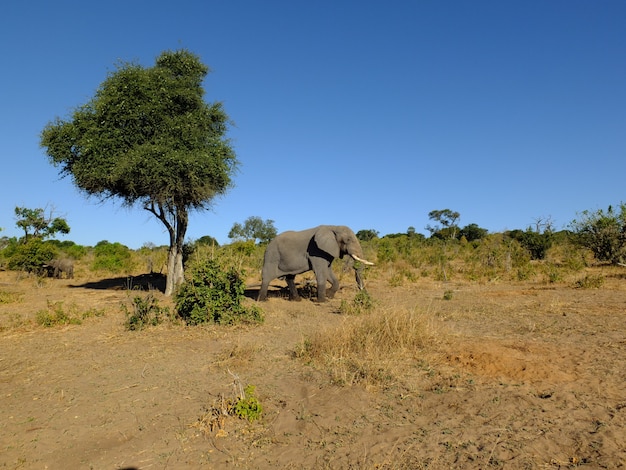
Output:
top-left (351, 254), bottom-right (374, 266)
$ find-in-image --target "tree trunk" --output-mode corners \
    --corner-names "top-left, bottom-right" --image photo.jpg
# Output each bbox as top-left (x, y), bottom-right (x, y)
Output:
top-left (148, 202), bottom-right (188, 297)
top-left (164, 245), bottom-right (184, 296)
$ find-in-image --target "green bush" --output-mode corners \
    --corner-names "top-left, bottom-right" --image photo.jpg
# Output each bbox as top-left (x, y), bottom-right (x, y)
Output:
top-left (339, 289), bottom-right (375, 315)
top-left (123, 293), bottom-right (172, 330)
top-left (507, 229), bottom-right (552, 260)
top-left (175, 258), bottom-right (263, 325)
top-left (5, 239), bottom-right (56, 274)
top-left (233, 385), bottom-right (263, 422)
top-left (570, 204), bottom-right (626, 264)
top-left (92, 240), bottom-right (133, 273)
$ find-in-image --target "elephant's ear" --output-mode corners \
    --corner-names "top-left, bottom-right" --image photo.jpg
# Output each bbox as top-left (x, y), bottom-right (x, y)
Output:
top-left (314, 227), bottom-right (340, 259)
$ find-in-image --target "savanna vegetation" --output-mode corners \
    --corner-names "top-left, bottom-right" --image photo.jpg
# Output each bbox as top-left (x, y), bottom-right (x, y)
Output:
top-left (1, 204), bottom-right (625, 467)
top-left (2, 44), bottom-right (624, 468)
top-left (2, 202), bottom-right (624, 331)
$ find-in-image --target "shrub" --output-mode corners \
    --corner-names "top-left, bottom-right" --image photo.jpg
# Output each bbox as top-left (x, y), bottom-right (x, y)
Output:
top-left (195, 381), bottom-right (263, 435)
top-left (339, 289), bottom-right (375, 315)
top-left (507, 229), bottom-right (552, 260)
top-left (175, 258), bottom-right (263, 325)
top-left (233, 385), bottom-right (263, 422)
top-left (123, 293), bottom-right (172, 330)
top-left (570, 204), bottom-right (626, 264)
top-left (92, 240), bottom-right (133, 273)
top-left (6, 239), bottom-right (56, 274)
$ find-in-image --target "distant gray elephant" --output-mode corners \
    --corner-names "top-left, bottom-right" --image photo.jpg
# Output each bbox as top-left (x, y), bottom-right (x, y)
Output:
top-left (45, 258), bottom-right (74, 279)
top-left (258, 225), bottom-right (374, 302)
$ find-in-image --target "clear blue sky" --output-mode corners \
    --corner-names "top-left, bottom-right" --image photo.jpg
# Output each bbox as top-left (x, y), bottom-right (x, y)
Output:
top-left (1, 1), bottom-right (624, 248)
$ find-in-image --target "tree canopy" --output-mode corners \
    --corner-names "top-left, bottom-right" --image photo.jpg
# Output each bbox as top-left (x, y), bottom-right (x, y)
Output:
top-left (14, 206), bottom-right (70, 241)
top-left (426, 209), bottom-right (461, 239)
top-left (228, 216), bottom-right (277, 244)
top-left (40, 49), bottom-right (238, 295)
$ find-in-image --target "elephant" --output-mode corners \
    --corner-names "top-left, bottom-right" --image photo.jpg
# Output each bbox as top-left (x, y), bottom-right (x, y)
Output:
top-left (45, 258), bottom-right (74, 279)
top-left (258, 225), bottom-right (374, 302)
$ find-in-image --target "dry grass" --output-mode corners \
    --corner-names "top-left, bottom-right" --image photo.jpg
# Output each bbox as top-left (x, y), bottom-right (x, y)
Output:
top-left (294, 304), bottom-right (440, 389)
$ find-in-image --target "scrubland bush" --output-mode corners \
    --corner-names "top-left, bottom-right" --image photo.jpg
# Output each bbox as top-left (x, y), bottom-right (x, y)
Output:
top-left (175, 256), bottom-right (263, 325)
top-left (359, 232), bottom-right (592, 284)
top-left (4, 239), bottom-right (56, 274)
top-left (570, 204), bottom-right (626, 264)
top-left (123, 293), bottom-right (174, 330)
top-left (92, 241), bottom-right (134, 273)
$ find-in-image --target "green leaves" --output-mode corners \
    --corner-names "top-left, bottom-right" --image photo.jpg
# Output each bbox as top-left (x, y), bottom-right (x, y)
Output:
top-left (40, 49), bottom-right (237, 210)
top-left (571, 203), bottom-right (626, 264)
top-left (40, 49), bottom-right (238, 295)
top-left (175, 258), bottom-right (263, 325)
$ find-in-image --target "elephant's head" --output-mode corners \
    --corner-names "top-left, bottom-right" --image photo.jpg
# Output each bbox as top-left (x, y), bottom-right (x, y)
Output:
top-left (313, 226), bottom-right (374, 266)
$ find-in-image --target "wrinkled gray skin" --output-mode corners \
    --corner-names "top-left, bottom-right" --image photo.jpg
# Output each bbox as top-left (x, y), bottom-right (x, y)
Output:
top-left (258, 225), bottom-right (373, 302)
top-left (46, 258), bottom-right (74, 279)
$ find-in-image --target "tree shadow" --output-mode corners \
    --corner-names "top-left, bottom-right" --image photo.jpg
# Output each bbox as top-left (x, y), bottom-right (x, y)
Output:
top-left (70, 273), bottom-right (166, 293)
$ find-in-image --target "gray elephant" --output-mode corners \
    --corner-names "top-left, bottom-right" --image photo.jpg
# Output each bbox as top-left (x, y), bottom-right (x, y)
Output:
top-left (258, 225), bottom-right (374, 302)
top-left (45, 258), bottom-right (74, 279)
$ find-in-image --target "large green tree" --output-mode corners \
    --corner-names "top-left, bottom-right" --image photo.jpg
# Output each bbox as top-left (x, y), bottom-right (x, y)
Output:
top-left (14, 206), bottom-right (70, 242)
top-left (426, 209), bottom-right (461, 240)
top-left (41, 49), bottom-right (238, 295)
top-left (228, 216), bottom-right (277, 244)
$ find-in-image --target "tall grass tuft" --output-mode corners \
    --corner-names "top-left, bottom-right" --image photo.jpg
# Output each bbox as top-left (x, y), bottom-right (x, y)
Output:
top-left (295, 306), bottom-right (436, 389)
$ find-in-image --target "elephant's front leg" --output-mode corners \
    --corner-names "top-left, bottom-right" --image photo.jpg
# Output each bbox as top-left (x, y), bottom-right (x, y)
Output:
top-left (315, 270), bottom-right (336, 302)
top-left (285, 275), bottom-right (301, 301)
top-left (326, 268), bottom-right (340, 299)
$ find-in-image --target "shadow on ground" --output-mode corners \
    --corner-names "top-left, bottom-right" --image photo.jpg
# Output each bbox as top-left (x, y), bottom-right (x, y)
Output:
top-left (244, 282), bottom-right (318, 301)
top-left (70, 273), bottom-right (167, 293)
top-left (70, 275), bottom-right (318, 300)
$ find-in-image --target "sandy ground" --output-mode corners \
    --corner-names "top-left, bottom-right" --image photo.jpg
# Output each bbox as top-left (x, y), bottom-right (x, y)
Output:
top-left (0, 268), bottom-right (625, 469)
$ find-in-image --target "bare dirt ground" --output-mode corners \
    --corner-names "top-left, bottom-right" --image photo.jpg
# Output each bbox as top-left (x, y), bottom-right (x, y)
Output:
top-left (0, 267), bottom-right (625, 469)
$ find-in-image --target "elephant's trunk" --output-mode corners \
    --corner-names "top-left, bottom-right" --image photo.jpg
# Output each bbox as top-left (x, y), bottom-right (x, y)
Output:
top-left (355, 268), bottom-right (365, 290)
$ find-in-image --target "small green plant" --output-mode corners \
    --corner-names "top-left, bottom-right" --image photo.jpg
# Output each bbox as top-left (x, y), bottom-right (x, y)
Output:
top-left (36, 301), bottom-right (81, 327)
top-left (546, 266), bottom-right (562, 283)
top-left (195, 380), bottom-right (263, 435)
top-left (574, 274), bottom-right (604, 289)
top-left (122, 293), bottom-right (171, 330)
top-left (339, 289), bottom-right (374, 315)
top-left (175, 258), bottom-right (263, 325)
top-left (443, 290), bottom-right (454, 300)
top-left (388, 272), bottom-right (404, 287)
top-left (516, 264), bottom-right (535, 281)
top-left (233, 384), bottom-right (263, 422)
top-left (0, 290), bottom-right (22, 304)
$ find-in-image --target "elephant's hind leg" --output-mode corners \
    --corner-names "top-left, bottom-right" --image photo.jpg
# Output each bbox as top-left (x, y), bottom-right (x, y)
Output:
top-left (258, 279), bottom-right (270, 301)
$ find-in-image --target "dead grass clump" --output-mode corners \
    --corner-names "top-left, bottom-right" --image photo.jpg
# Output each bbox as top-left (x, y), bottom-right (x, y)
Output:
top-left (295, 306), bottom-right (437, 389)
